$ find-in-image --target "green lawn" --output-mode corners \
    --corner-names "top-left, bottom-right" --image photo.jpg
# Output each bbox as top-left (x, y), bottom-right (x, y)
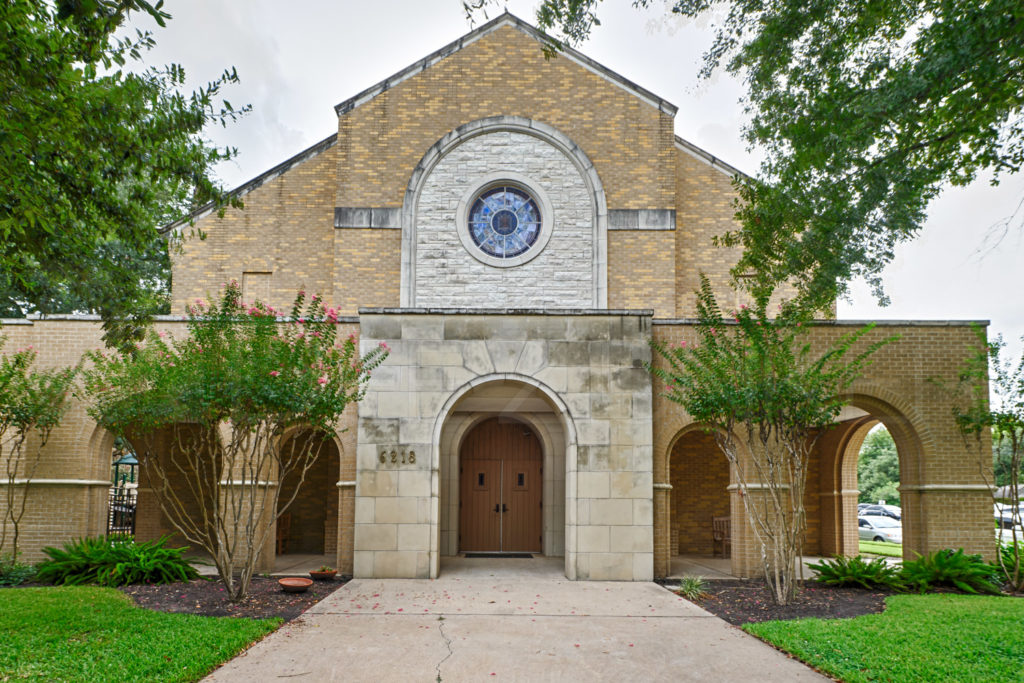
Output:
top-left (858, 540), bottom-right (903, 557)
top-left (746, 594), bottom-right (1024, 682)
top-left (0, 586), bottom-right (279, 682)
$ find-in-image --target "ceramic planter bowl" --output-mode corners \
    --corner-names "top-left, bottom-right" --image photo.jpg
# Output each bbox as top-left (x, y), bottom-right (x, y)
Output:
top-left (309, 570), bottom-right (338, 581)
top-left (278, 577), bottom-right (313, 593)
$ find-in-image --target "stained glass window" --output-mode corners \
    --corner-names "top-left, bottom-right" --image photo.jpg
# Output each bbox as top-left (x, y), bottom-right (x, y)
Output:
top-left (468, 185), bottom-right (542, 259)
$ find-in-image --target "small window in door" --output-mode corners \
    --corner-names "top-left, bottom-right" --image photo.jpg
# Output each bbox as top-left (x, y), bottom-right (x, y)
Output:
top-left (514, 472), bottom-right (527, 490)
top-left (474, 472), bottom-right (488, 490)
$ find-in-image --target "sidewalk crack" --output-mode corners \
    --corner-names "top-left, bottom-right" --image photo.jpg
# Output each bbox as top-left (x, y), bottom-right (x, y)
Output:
top-left (435, 617), bottom-right (454, 683)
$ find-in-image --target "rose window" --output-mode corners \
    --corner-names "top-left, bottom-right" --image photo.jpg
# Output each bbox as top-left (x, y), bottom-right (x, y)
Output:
top-left (467, 186), bottom-right (542, 259)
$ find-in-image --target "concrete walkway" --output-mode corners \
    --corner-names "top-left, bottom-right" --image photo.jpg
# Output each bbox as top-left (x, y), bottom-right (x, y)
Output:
top-left (206, 556), bottom-right (825, 682)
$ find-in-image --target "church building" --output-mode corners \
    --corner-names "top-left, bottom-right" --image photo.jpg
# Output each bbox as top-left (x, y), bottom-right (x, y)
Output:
top-left (2, 13), bottom-right (993, 580)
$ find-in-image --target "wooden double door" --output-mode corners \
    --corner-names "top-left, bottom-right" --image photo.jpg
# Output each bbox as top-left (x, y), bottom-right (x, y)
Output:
top-left (459, 418), bottom-right (542, 553)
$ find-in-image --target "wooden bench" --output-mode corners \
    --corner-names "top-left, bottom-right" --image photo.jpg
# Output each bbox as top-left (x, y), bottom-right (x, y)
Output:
top-left (276, 512), bottom-right (291, 555)
top-left (712, 516), bottom-right (731, 557)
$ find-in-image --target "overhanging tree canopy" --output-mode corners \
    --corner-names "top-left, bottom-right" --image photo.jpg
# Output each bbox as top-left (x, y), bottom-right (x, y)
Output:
top-left (0, 0), bottom-right (247, 346)
top-left (493, 0), bottom-right (1024, 310)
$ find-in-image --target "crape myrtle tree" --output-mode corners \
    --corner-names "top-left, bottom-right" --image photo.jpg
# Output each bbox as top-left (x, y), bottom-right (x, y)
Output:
top-left (950, 328), bottom-right (1023, 592)
top-left (0, 0), bottom-right (248, 349)
top-left (0, 342), bottom-right (78, 560)
top-left (476, 0), bottom-right (1024, 312)
top-left (85, 284), bottom-right (388, 601)
top-left (650, 276), bottom-right (892, 604)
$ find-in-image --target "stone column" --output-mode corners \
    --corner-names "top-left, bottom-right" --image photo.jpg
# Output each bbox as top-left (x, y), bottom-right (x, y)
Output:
top-left (653, 483), bottom-right (672, 578)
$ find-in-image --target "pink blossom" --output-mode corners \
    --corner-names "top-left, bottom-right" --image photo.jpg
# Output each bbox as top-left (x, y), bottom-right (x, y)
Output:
top-left (318, 375), bottom-right (328, 385)
top-left (158, 331), bottom-right (167, 338)
top-left (298, 318), bottom-right (305, 324)
top-left (270, 371), bottom-right (280, 377)
top-left (740, 304), bottom-right (748, 310)
top-left (378, 342), bottom-right (389, 351)
top-left (298, 290), bottom-right (305, 297)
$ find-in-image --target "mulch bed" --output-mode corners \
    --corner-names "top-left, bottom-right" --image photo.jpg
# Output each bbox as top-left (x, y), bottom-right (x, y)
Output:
top-left (661, 578), bottom-right (890, 626)
top-left (118, 575), bottom-right (349, 622)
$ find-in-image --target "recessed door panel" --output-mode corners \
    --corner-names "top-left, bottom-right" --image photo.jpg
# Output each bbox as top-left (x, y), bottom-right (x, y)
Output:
top-left (459, 417), bottom-right (542, 553)
top-left (460, 460), bottom-right (501, 552)
top-left (502, 458), bottom-right (542, 552)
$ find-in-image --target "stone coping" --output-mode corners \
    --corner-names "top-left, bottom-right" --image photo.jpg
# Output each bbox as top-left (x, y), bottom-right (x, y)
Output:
top-left (653, 318), bottom-right (989, 327)
top-left (359, 307), bottom-right (654, 316)
top-left (2, 313), bottom-right (988, 327)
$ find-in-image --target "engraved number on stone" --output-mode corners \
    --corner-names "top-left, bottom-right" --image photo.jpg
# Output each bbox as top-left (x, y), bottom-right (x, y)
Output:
top-left (378, 452), bottom-right (386, 464)
top-left (390, 450), bottom-right (398, 464)
top-left (408, 451), bottom-right (416, 464)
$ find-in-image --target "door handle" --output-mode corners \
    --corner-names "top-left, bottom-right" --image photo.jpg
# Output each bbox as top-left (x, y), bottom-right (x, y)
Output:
top-left (494, 503), bottom-right (500, 513)
top-left (502, 503), bottom-right (508, 513)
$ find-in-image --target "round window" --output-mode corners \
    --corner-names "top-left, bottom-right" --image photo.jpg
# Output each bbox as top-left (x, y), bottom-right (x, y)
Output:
top-left (467, 185), bottom-right (542, 259)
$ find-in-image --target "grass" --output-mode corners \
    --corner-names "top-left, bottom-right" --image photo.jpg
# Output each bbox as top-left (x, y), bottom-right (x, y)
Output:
top-left (746, 594), bottom-right (1024, 682)
top-left (859, 540), bottom-right (903, 557)
top-left (0, 586), bottom-right (279, 682)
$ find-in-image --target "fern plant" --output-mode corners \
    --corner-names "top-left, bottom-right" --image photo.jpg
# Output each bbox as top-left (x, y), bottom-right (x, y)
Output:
top-left (900, 549), bottom-right (1002, 595)
top-left (35, 535), bottom-right (199, 587)
top-left (809, 555), bottom-right (903, 590)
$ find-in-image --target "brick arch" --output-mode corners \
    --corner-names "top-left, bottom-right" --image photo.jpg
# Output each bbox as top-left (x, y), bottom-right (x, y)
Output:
top-left (400, 115), bottom-right (609, 307)
top-left (275, 427), bottom-right (342, 559)
top-left (836, 384), bottom-right (930, 488)
top-left (825, 387), bottom-right (929, 559)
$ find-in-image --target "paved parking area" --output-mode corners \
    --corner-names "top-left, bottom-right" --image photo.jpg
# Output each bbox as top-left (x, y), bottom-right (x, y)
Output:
top-left (205, 556), bottom-right (825, 682)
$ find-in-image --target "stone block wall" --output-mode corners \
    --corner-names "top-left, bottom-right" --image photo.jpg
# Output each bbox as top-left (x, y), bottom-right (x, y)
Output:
top-left (355, 310), bottom-right (654, 580)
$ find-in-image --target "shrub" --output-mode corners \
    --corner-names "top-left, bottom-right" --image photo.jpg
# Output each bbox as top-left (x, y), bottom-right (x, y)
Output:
top-left (35, 535), bottom-right (198, 587)
top-left (900, 549), bottom-right (1002, 595)
top-left (0, 554), bottom-right (36, 586)
top-left (677, 575), bottom-right (708, 600)
top-left (809, 555), bottom-right (903, 590)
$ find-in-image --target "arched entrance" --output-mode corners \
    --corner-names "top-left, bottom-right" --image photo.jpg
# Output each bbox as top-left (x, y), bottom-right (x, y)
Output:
top-left (817, 397), bottom-right (921, 560)
top-left (459, 417), bottom-right (542, 553)
top-left (436, 376), bottom-right (572, 577)
top-left (275, 430), bottom-right (340, 557)
top-left (669, 428), bottom-right (731, 559)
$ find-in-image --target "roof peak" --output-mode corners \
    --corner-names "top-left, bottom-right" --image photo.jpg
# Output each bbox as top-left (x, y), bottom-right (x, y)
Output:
top-left (333, 11), bottom-right (678, 117)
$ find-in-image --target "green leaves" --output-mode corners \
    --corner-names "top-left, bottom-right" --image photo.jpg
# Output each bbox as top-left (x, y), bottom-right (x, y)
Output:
top-left (527, 0), bottom-right (1024, 311)
top-left (650, 275), bottom-right (894, 438)
top-left (809, 555), bottom-right (904, 590)
top-left (0, 0), bottom-right (248, 344)
top-left (84, 283), bottom-right (388, 437)
top-left (900, 549), bottom-right (1002, 595)
top-left (34, 535), bottom-right (199, 587)
top-left (0, 339), bottom-right (78, 437)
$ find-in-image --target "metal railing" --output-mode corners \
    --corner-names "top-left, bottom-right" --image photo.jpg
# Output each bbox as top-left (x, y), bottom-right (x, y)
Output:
top-left (107, 486), bottom-right (137, 535)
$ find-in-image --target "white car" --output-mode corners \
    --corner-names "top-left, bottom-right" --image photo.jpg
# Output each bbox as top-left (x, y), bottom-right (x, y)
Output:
top-left (858, 515), bottom-right (903, 544)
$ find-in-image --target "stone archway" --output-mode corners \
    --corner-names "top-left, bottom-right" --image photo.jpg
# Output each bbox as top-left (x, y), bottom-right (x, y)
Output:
top-left (434, 375), bottom-right (572, 578)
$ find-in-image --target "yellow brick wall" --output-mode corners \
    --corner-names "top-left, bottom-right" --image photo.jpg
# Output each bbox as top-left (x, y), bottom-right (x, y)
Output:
top-left (172, 143), bottom-right (338, 314)
top-left (652, 321), bottom-right (995, 576)
top-left (335, 25), bottom-right (675, 211)
top-left (607, 231), bottom-right (675, 316)
top-left (673, 148), bottom-right (745, 318)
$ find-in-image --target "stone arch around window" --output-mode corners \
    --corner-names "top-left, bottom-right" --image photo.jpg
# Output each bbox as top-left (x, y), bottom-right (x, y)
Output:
top-left (400, 116), bottom-right (608, 308)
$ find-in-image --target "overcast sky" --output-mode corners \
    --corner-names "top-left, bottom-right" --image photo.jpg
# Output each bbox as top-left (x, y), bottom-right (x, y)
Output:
top-left (139, 1), bottom-right (1023, 358)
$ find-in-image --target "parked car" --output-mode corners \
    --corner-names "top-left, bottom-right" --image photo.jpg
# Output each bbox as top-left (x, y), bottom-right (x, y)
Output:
top-left (859, 504), bottom-right (901, 520)
top-left (858, 515), bottom-right (903, 544)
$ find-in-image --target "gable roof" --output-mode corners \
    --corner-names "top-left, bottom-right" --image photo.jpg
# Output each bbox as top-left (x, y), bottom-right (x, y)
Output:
top-left (334, 12), bottom-right (678, 117)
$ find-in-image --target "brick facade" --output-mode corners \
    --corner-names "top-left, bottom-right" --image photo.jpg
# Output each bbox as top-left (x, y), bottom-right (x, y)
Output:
top-left (0, 14), bottom-right (992, 579)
